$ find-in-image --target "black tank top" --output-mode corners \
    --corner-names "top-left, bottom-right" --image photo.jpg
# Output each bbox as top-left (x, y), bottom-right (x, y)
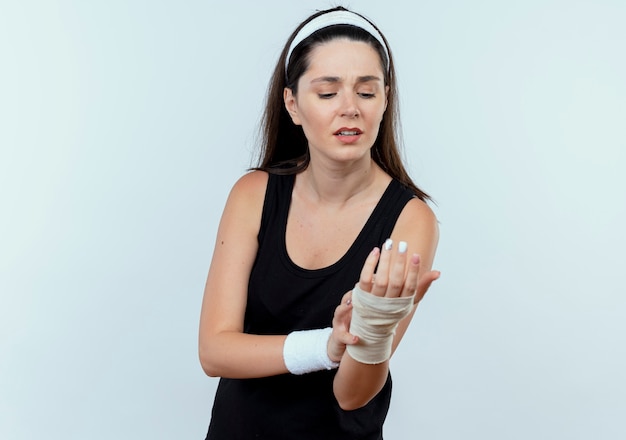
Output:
top-left (206, 172), bottom-right (415, 440)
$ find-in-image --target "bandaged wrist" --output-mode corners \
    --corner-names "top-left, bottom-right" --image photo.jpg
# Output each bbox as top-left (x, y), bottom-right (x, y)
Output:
top-left (347, 285), bottom-right (415, 364)
top-left (283, 327), bottom-right (340, 375)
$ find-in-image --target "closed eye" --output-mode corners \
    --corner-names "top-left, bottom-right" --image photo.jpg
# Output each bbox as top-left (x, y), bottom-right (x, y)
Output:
top-left (318, 93), bottom-right (336, 99)
top-left (358, 93), bottom-right (376, 99)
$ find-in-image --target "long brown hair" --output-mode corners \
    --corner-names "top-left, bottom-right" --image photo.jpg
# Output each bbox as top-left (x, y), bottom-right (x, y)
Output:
top-left (253, 6), bottom-right (431, 202)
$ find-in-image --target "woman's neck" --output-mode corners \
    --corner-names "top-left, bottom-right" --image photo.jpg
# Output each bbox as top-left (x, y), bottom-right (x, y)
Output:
top-left (296, 159), bottom-right (387, 206)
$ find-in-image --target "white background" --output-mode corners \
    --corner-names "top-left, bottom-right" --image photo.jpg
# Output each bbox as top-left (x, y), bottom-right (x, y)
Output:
top-left (1, 0), bottom-right (625, 438)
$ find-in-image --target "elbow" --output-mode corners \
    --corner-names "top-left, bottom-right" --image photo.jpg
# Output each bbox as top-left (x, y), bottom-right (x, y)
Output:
top-left (334, 382), bottom-right (376, 411)
top-left (201, 363), bottom-right (220, 378)
top-left (336, 394), bottom-right (372, 411)
top-left (199, 330), bottom-right (230, 377)
top-left (333, 364), bottom-right (388, 411)
top-left (198, 346), bottom-right (221, 378)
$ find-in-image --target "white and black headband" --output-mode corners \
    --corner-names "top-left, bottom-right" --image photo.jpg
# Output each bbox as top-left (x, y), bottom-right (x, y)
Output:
top-left (285, 10), bottom-right (390, 73)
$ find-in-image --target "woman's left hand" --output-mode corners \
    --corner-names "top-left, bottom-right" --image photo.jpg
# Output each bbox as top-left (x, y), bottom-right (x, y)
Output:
top-left (359, 239), bottom-right (440, 304)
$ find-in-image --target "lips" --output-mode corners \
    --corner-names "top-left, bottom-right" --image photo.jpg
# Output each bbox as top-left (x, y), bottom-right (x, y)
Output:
top-left (333, 127), bottom-right (363, 136)
top-left (333, 127), bottom-right (363, 145)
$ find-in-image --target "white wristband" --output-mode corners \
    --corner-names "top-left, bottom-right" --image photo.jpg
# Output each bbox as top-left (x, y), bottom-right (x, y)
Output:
top-left (347, 285), bottom-right (415, 364)
top-left (283, 327), bottom-right (340, 375)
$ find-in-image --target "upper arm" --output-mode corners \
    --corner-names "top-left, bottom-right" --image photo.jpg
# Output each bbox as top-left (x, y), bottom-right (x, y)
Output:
top-left (199, 171), bottom-right (269, 343)
top-left (391, 197), bottom-right (439, 273)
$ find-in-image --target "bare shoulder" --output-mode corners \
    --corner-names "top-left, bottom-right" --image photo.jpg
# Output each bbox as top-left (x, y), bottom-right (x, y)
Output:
top-left (391, 197), bottom-right (439, 262)
top-left (224, 170), bottom-right (269, 214)
top-left (229, 170), bottom-right (269, 203)
top-left (219, 170), bottom-right (269, 237)
top-left (398, 197), bottom-right (438, 232)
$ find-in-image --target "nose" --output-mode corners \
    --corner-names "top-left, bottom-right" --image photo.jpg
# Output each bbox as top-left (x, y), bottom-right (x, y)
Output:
top-left (340, 93), bottom-right (359, 119)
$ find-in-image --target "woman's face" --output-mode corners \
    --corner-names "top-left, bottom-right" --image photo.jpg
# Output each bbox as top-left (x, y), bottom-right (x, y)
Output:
top-left (284, 38), bottom-right (388, 167)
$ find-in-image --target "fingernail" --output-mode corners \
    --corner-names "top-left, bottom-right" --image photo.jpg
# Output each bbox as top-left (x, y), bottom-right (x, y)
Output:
top-left (346, 299), bottom-right (352, 306)
top-left (384, 239), bottom-right (393, 251)
top-left (398, 241), bottom-right (407, 253)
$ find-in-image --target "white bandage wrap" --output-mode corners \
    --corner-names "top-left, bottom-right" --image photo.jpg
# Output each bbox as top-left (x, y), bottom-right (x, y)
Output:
top-left (283, 327), bottom-right (340, 375)
top-left (347, 285), bottom-right (415, 364)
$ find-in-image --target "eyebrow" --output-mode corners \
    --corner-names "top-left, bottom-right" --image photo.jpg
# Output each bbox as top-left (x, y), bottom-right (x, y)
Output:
top-left (310, 75), bottom-right (382, 84)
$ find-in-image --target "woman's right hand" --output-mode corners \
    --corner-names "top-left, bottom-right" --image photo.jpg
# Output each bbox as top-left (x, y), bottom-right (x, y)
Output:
top-left (328, 291), bottom-right (359, 363)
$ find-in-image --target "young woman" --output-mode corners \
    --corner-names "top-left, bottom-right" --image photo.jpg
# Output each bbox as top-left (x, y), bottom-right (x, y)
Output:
top-left (199, 6), bottom-right (440, 439)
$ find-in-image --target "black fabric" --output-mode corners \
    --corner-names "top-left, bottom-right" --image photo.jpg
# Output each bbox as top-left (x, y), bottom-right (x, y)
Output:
top-left (206, 173), bottom-right (415, 440)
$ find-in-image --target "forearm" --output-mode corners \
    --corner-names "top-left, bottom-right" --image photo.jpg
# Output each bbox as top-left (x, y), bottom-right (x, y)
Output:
top-left (332, 313), bottom-right (413, 410)
top-left (332, 353), bottom-right (389, 410)
top-left (199, 331), bottom-right (287, 379)
top-left (332, 282), bottom-right (417, 410)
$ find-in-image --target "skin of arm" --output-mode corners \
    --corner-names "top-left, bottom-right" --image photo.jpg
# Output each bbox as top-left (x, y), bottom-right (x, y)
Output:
top-left (198, 171), bottom-right (292, 379)
top-left (332, 197), bottom-right (440, 410)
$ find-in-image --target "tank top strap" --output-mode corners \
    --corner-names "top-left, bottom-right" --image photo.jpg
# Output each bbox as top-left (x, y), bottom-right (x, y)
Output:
top-left (363, 178), bottom-right (416, 245)
top-left (257, 172), bottom-right (295, 246)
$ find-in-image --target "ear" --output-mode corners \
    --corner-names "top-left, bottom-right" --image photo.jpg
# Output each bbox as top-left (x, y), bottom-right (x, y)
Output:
top-left (284, 87), bottom-right (302, 126)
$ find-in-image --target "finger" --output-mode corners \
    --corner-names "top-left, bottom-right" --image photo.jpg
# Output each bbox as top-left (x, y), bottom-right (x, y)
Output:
top-left (413, 270), bottom-right (441, 304)
top-left (332, 304), bottom-right (358, 344)
top-left (371, 238), bottom-right (393, 296)
top-left (358, 247), bottom-right (380, 292)
top-left (387, 241), bottom-right (409, 298)
top-left (333, 291), bottom-right (354, 325)
top-left (332, 321), bottom-right (359, 344)
top-left (339, 332), bottom-right (359, 345)
top-left (333, 303), bottom-right (350, 327)
top-left (339, 290), bottom-right (353, 306)
top-left (400, 253), bottom-right (420, 298)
